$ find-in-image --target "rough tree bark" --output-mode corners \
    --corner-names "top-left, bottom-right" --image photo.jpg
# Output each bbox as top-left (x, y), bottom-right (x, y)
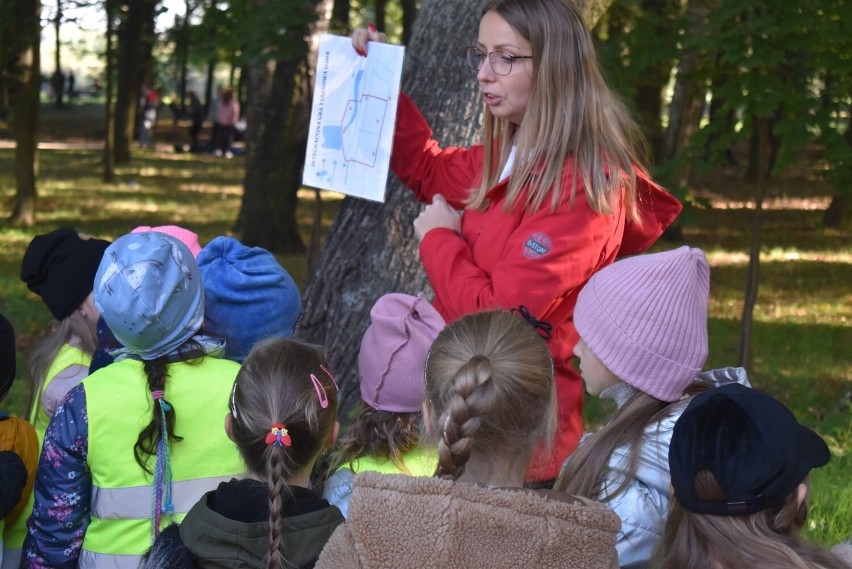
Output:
top-left (298, 0), bottom-right (613, 420)
top-left (9, 0), bottom-right (40, 226)
top-left (235, 0), bottom-right (332, 252)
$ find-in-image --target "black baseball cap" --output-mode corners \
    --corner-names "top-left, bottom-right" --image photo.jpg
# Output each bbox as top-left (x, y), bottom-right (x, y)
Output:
top-left (669, 383), bottom-right (830, 516)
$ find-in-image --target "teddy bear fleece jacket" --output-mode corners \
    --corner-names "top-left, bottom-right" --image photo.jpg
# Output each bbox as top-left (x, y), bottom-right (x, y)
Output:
top-left (315, 472), bottom-right (621, 569)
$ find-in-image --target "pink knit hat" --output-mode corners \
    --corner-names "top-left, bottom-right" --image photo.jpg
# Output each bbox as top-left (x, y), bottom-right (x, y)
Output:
top-left (573, 246), bottom-right (710, 402)
top-left (359, 293), bottom-right (445, 413)
top-left (131, 225), bottom-right (202, 258)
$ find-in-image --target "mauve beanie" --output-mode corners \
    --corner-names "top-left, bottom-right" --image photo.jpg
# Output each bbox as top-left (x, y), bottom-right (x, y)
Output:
top-left (359, 293), bottom-right (445, 413)
top-left (573, 246), bottom-right (710, 402)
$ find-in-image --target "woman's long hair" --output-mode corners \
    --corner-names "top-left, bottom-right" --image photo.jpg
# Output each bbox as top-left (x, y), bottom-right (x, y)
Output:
top-left (229, 338), bottom-right (338, 569)
top-left (326, 405), bottom-right (423, 475)
top-left (555, 382), bottom-right (712, 499)
top-left (656, 473), bottom-right (851, 569)
top-left (424, 309), bottom-right (556, 481)
top-left (469, 0), bottom-right (647, 219)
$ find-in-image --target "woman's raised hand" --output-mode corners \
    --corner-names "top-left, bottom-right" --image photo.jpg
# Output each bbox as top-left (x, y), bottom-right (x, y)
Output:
top-left (352, 23), bottom-right (388, 56)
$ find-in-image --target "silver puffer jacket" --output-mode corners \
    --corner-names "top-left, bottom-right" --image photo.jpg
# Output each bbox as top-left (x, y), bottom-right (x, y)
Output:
top-left (582, 367), bottom-right (750, 567)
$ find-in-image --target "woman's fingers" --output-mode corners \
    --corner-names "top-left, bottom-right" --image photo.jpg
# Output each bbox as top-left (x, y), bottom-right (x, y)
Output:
top-left (351, 25), bottom-right (388, 57)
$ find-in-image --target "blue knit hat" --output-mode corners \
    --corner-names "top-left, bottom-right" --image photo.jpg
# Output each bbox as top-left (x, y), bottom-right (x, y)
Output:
top-left (197, 237), bottom-right (301, 362)
top-left (94, 232), bottom-right (205, 361)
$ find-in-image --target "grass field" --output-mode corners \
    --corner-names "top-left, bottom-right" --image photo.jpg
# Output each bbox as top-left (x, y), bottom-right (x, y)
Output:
top-left (1, 103), bottom-right (850, 545)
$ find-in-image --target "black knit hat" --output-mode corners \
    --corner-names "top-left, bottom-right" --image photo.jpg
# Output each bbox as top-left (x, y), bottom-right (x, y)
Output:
top-left (0, 313), bottom-right (15, 401)
top-left (669, 383), bottom-right (830, 516)
top-left (20, 228), bottom-right (111, 321)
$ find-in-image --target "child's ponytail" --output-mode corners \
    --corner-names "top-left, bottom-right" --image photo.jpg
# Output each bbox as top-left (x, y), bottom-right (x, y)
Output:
top-left (229, 338), bottom-right (338, 569)
top-left (436, 356), bottom-right (494, 480)
top-left (134, 356), bottom-right (184, 538)
top-left (425, 310), bottom-right (555, 480)
top-left (265, 447), bottom-right (287, 569)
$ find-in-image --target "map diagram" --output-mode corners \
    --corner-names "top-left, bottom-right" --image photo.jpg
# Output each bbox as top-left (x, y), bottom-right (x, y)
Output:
top-left (303, 34), bottom-right (405, 202)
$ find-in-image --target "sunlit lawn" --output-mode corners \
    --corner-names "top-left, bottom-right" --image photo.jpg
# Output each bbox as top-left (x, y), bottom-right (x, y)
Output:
top-left (0, 107), bottom-right (849, 545)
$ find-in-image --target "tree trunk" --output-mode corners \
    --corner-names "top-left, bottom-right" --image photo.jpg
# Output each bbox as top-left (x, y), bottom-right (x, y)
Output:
top-left (737, 116), bottom-right (770, 371)
top-left (9, 0), bottom-right (40, 226)
top-left (374, 0), bottom-right (385, 30)
top-left (330, 0), bottom-right (349, 34)
top-left (0, 0), bottom-right (14, 119)
top-left (113, 0), bottom-right (158, 164)
top-left (53, 0), bottom-right (63, 108)
top-left (298, 0), bottom-right (612, 420)
top-left (631, 0), bottom-right (676, 161)
top-left (235, 0), bottom-right (332, 252)
top-left (400, 0), bottom-right (417, 45)
top-left (103, 0), bottom-right (116, 183)
top-left (661, 0), bottom-right (716, 191)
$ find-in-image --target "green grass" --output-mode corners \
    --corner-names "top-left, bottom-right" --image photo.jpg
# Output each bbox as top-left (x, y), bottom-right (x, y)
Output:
top-left (1, 106), bottom-right (849, 545)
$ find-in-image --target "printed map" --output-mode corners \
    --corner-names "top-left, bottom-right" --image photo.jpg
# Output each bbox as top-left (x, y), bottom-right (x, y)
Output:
top-left (303, 34), bottom-right (405, 202)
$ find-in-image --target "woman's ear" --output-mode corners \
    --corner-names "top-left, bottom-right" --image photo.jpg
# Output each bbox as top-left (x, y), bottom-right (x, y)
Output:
top-left (324, 420), bottom-right (340, 449)
top-left (224, 413), bottom-right (235, 442)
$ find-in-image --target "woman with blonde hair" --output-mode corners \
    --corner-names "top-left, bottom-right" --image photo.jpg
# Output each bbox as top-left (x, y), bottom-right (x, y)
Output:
top-left (353, 0), bottom-right (682, 483)
top-left (657, 383), bottom-right (849, 569)
top-left (317, 309), bottom-right (621, 568)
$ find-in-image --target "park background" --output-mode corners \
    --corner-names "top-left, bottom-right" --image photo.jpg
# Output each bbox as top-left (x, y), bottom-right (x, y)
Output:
top-left (1, 0), bottom-right (850, 547)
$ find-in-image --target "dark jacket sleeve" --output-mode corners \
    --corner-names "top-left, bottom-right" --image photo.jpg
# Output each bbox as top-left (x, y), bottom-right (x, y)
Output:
top-left (140, 523), bottom-right (199, 569)
top-left (21, 384), bottom-right (91, 569)
top-left (0, 450), bottom-right (27, 519)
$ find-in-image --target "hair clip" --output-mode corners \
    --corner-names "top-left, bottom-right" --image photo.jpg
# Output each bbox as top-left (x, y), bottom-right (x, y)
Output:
top-left (511, 305), bottom-right (553, 341)
top-left (310, 373), bottom-right (329, 408)
top-left (230, 381), bottom-right (238, 419)
top-left (266, 423), bottom-right (292, 447)
top-left (320, 365), bottom-right (339, 391)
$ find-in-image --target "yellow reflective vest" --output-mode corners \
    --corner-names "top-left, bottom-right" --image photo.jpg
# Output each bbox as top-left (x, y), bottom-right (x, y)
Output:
top-left (3, 344), bottom-right (90, 564)
top-left (79, 356), bottom-right (245, 568)
top-left (346, 447), bottom-right (437, 476)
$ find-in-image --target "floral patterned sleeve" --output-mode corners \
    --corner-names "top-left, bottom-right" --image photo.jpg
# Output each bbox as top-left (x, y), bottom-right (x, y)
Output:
top-left (21, 383), bottom-right (90, 569)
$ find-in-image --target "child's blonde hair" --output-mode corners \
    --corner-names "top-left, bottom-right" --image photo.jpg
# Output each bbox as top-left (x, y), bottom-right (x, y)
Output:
top-left (424, 309), bottom-right (555, 480)
top-left (229, 337), bottom-right (338, 569)
top-left (27, 312), bottom-right (97, 420)
top-left (554, 383), bottom-right (710, 497)
top-left (656, 473), bottom-right (850, 569)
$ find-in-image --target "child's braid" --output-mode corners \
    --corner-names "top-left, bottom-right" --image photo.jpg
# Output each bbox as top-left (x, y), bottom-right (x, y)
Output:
top-left (265, 448), bottom-right (287, 569)
top-left (437, 355), bottom-right (494, 480)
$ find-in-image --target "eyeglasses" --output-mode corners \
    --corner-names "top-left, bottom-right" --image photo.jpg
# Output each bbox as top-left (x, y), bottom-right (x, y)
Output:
top-left (466, 47), bottom-right (533, 76)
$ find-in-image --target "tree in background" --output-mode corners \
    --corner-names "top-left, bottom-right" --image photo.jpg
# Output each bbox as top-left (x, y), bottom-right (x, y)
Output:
top-left (231, 0), bottom-right (331, 252)
top-left (112, 0), bottom-right (159, 164)
top-left (298, 0), bottom-right (615, 419)
top-left (6, 0), bottom-right (41, 226)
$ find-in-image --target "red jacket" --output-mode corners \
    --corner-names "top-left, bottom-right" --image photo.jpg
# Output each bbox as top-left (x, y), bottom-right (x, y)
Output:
top-left (391, 94), bottom-right (682, 480)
